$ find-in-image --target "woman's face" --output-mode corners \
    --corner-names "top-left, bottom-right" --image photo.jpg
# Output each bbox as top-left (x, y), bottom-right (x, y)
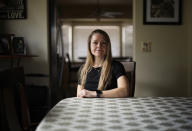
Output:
top-left (90, 33), bottom-right (107, 58)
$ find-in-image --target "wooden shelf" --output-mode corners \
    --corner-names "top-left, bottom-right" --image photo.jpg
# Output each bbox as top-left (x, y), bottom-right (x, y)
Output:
top-left (0, 55), bottom-right (38, 58)
top-left (0, 55), bottom-right (38, 67)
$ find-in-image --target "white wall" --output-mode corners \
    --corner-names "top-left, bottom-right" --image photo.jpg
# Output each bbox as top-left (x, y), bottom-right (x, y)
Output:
top-left (133, 0), bottom-right (192, 96)
top-left (0, 0), bottom-right (49, 86)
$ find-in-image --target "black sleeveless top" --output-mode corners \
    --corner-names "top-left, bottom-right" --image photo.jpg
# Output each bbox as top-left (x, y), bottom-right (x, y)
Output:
top-left (78, 61), bottom-right (126, 91)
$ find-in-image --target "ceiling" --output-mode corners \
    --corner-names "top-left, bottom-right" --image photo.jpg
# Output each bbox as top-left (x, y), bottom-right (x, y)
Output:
top-left (56, 0), bottom-right (133, 19)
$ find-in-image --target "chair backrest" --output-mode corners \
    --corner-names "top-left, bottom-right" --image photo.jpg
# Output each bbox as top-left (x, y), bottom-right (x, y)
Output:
top-left (65, 53), bottom-right (80, 72)
top-left (1, 68), bottom-right (22, 131)
top-left (17, 82), bottom-right (31, 131)
top-left (65, 53), bottom-right (71, 70)
top-left (0, 67), bottom-right (31, 131)
top-left (121, 61), bottom-right (136, 97)
top-left (61, 56), bottom-right (69, 98)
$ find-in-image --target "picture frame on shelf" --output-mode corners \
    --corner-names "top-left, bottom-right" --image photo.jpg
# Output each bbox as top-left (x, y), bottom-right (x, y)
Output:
top-left (12, 37), bottom-right (26, 55)
top-left (143, 0), bottom-right (182, 25)
top-left (0, 34), bottom-right (14, 55)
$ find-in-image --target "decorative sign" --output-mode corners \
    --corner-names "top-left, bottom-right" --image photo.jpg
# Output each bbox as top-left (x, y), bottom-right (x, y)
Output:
top-left (0, 0), bottom-right (27, 19)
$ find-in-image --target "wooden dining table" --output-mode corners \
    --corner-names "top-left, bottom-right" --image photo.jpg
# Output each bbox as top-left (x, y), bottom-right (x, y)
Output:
top-left (36, 97), bottom-right (192, 131)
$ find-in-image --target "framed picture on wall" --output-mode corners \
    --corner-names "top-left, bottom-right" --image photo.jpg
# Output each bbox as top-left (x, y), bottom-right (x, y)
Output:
top-left (12, 37), bottom-right (26, 55)
top-left (0, 34), bottom-right (14, 55)
top-left (143, 0), bottom-right (182, 25)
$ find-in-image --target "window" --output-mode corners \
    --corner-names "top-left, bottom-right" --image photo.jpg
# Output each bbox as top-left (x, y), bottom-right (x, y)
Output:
top-left (62, 23), bottom-right (133, 61)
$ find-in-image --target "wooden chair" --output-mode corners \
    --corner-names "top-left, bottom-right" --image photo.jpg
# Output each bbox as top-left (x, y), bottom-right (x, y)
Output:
top-left (65, 53), bottom-right (80, 72)
top-left (62, 56), bottom-right (78, 98)
top-left (121, 61), bottom-right (136, 97)
top-left (64, 54), bottom-right (81, 97)
top-left (0, 67), bottom-right (38, 131)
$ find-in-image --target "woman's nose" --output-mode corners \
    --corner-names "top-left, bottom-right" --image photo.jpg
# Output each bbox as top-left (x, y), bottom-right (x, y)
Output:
top-left (97, 42), bottom-right (102, 47)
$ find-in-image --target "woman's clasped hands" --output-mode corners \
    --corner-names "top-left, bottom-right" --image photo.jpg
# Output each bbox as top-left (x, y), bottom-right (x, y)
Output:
top-left (77, 89), bottom-right (96, 98)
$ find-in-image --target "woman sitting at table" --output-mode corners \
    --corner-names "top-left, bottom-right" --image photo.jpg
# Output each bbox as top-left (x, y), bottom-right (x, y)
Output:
top-left (77, 29), bottom-right (129, 98)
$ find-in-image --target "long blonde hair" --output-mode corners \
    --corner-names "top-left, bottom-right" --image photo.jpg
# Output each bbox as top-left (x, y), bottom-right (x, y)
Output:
top-left (80, 29), bottom-right (112, 90)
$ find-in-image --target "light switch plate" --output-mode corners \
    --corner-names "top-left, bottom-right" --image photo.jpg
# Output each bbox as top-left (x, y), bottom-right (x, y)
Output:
top-left (141, 41), bottom-right (152, 52)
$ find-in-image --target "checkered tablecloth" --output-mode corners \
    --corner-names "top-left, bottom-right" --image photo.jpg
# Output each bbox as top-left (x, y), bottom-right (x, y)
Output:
top-left (36, 97), bottom-right (192, 131)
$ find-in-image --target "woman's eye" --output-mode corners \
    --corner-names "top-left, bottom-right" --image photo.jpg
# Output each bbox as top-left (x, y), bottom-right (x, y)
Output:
top-left (101, 42), bottom-right (107, 45)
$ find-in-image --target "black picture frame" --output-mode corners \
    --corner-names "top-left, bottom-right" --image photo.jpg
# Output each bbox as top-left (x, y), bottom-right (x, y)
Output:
top-left (143, 0), bottom-right (182, 25)
top-left (12, 37), bottom-right (26, 55)
top-left (0, 34), bottom-right (14, 55)
top-left (0, 0), bottom-right (27, 19)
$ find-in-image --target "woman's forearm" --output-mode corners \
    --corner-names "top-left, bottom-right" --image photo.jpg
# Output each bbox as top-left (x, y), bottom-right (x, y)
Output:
top-left (101, 87), bottom-right (128, 98)
top-left (77, 85), bottom-right (83, 97)
top-left (101, 75), bottom-right (129, 98)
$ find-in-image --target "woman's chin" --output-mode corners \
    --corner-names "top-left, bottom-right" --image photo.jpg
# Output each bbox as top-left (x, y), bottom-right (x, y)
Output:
top-left (95, 54), bottom-right (104, 58)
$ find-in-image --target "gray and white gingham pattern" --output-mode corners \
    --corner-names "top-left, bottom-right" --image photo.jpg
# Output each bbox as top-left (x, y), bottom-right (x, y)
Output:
top-left (36, 97), bottom-right (192, 131)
